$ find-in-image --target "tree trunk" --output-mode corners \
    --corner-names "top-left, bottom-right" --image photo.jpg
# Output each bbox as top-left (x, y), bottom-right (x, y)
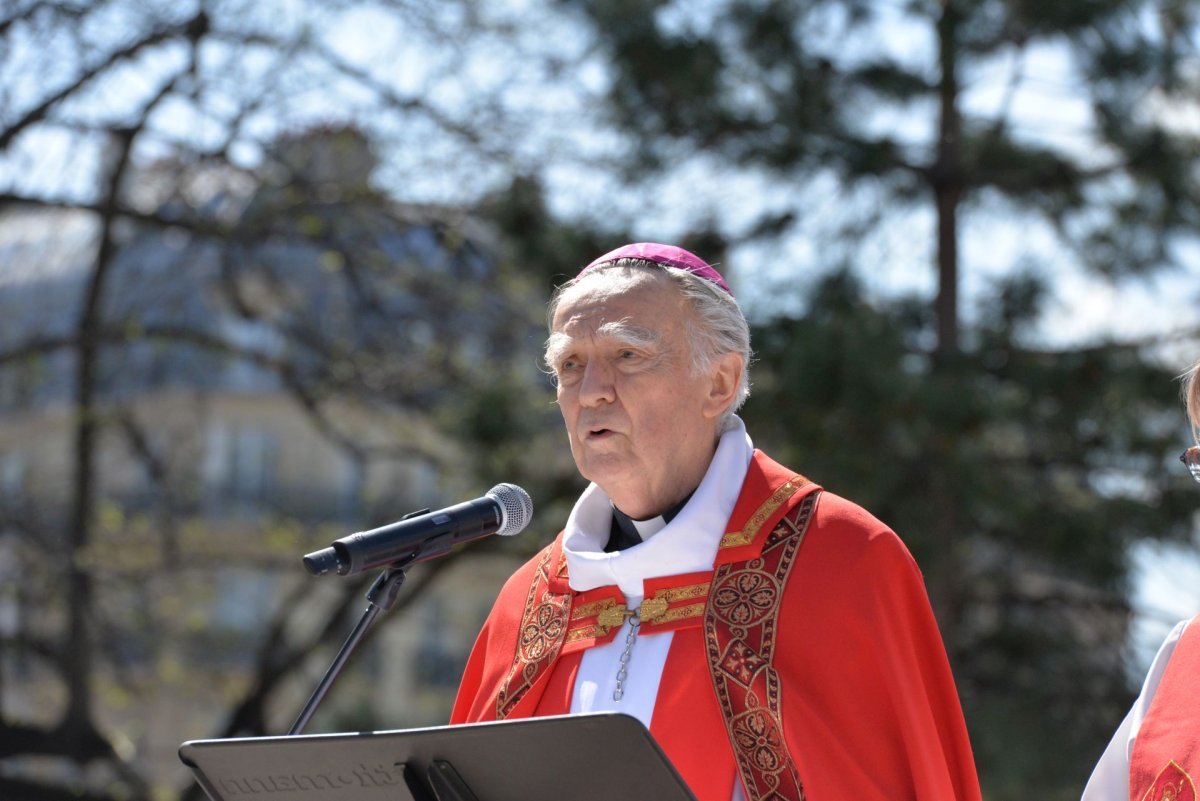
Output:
top-left (63, 130), bottom-right (136, 733)
top-left (926, 0), bottom-right (966, 659)
top-left (933, 0), bottom-right (963, 360)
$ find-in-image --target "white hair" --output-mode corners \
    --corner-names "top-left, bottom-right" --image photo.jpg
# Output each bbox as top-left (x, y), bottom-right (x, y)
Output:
top-left (546, 259), bottom-right (752, 423)
top-left (1184, 359), bottom-right (1200, 442)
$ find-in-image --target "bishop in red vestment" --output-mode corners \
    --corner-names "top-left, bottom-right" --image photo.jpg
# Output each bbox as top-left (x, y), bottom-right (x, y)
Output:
top-left (452, 244), bottom-right (981, 801)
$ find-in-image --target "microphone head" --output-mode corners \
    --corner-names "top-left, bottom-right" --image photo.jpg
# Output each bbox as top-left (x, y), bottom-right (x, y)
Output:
top-left (486, 483), bottom-right (533, 536)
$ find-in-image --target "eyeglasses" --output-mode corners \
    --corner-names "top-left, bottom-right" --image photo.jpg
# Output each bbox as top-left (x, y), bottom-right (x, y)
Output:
top-left (1182, 446), bottom-right (1200, 484)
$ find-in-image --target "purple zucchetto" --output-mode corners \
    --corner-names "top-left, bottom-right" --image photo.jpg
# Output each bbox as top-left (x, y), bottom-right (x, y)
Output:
top-left (580, 242), bottom-right (733, 296)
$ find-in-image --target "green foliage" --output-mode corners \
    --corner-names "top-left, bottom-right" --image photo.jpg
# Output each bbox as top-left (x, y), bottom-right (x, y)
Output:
top-left (742, 271), bottom-right (1194, 798)
top-left (567, 0), bottom-right (1200, 277)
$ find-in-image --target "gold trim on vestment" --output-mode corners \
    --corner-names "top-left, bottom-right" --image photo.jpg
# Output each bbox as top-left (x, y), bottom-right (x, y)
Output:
top-left (495, 550), bottom-right (567, 719)
top-left (566, 582), bottom-right (713, 639)
top-left (654, 601), bottom-right (708, 624)
top-left (652, 582), bottom-right (711, 603)
top-left (1140, 760), bottom-right (1197, 801)
top-left (720, 476), bottom-right (809, 548)
top-left (570, 598), bottom-right (618, 620)
top-left (705, 489), bottom-right (818, 801)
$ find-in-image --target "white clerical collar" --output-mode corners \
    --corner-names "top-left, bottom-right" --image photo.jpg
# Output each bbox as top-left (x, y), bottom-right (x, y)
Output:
top-left (630, 515), bottom-right (666, 540)
top-left (562, 415), bottom-right (754, 598)
top-left (609, 491), bottom-right (691, 550)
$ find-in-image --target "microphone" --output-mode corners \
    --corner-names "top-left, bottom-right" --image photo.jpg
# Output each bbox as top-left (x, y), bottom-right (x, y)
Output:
top-left (303, 483), bottom-right (533, 577)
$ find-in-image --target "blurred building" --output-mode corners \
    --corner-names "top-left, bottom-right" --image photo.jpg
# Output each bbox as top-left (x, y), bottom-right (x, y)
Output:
top-left (0, 128), bottom-right (535, 790)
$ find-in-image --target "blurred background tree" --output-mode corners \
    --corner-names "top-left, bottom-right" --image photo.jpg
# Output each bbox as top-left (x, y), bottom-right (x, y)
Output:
top-left (1, 1), bottom-right (1198, 800)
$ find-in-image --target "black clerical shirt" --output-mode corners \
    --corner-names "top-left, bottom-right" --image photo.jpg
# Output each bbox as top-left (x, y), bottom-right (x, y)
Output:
top-left (604, 492), bottom-right (694, 553)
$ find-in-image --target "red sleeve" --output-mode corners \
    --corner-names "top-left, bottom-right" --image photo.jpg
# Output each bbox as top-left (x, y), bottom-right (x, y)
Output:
top-left (448, 607), bottom-right (497, 724)
top-left (778, 493), bottom-right (982, 801)
top-left (867, 528), bottom-right (980, 800)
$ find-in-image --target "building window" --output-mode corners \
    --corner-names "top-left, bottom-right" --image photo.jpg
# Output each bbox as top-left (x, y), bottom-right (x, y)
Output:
top-left (203, 421), bottom-right (279, 506)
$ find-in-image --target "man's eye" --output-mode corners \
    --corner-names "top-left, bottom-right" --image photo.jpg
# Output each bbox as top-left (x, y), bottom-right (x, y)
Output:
top-left (618, 350), bottom-right (639, 359)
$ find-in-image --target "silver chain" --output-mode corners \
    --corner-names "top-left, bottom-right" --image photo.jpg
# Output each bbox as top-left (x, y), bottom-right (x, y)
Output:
top-left (612, 609), bottom-right (641, 702)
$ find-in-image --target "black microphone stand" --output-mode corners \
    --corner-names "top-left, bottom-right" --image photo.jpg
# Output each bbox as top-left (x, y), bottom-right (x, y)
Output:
top-left (288, 562), bottom-right (410, 736)
top-left (286, 514), bottom-right (482, 801)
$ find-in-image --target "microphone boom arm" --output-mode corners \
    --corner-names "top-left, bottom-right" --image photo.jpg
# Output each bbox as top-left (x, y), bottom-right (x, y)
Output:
top-left (288, 562), bottom-right (410, 736)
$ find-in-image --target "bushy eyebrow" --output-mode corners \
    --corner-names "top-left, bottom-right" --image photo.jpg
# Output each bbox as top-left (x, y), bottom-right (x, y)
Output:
top-left (595, 321), bottom-right (661, 347)
top-left (544, 320), bottom-right (663, 369)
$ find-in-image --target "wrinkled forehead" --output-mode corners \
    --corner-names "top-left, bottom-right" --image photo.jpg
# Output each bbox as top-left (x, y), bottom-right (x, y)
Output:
top-left (550, 269), bottom-right (681, 335)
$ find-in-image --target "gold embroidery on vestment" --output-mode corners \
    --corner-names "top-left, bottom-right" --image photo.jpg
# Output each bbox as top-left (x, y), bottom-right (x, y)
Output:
top-left (495, 550), bottom-right (568, 720)
top-left (570, 598), bottom-right (617, 620)
top-left (565, 627), bottom-right (597, 644)
top-left (566, 582), bottom-right (713, 639)
top-left (596, 603), bottom-right (631, 635)
top-left (653, 582), bottom-right (711, 603)
top-left (654, 601), bottom-right (708, 625)
top-left (640, 595), bottom-right (669, 620)
top-left (1141, 760), bottom-right (1197, 801)
top-left (720, 476), bottom-right (809, 548)
top-left (705, 490), bottom-right (818, 801)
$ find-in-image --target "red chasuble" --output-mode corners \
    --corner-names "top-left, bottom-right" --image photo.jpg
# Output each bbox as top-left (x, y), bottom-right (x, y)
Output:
top-left (451, 451), bottom-right (981, 801)
top-left (1129, 617), bottom-right (1200, 801)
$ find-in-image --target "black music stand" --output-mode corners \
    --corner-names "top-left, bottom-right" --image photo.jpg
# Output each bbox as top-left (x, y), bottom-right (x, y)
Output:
top-left (179, 712), bottom-right (698, 801)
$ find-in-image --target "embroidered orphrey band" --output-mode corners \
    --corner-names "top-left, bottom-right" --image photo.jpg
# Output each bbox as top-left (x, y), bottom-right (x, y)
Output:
top-left (705, 489), bottom-right (818, 801)
top-left (494, 549), bottom-right (570, 719)
top-left (720, 476), bottom-right (809, 549)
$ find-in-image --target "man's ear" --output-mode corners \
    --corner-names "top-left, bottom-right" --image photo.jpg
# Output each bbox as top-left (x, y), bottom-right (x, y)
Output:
top-left (702, 352), bottom-right (744, 420)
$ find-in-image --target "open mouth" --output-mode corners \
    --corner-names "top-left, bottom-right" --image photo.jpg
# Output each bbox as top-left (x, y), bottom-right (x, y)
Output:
top-left (586, 427), bottom-right (614, 439)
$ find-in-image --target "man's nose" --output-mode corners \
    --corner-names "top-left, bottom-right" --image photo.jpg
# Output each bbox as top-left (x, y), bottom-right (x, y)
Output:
top-left (578, 360), bottom-right (616, 407)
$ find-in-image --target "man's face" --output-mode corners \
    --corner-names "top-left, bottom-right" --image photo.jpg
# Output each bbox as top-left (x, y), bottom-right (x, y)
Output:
top-left (546, 270), bottom-right (734, 519)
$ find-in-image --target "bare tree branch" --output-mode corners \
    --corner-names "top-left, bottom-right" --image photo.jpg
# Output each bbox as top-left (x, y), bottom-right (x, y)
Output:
top-left (0, 0), bottom-right (92, 40)
top-left (0, 11), bottom-right (209, 149)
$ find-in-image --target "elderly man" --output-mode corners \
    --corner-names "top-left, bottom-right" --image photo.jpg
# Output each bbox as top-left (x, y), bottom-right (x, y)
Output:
top-left (451, 243), bottom-right (981, 801)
